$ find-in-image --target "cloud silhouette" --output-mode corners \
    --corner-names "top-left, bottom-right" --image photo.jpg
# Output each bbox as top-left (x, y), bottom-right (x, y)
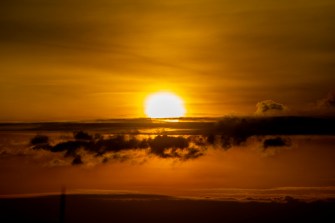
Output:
top-left (263, 137), bottom-right (291, 149)
top-left (147, 135), bottom-right (204, 160)
top-left (148, 135), bottom-right (187, 157)
top-left (72, 155), bottom-right (84, 165)
top-left (30, 135), bottom-right (53, 151)
top-left (256, 100), bottom-right (287, 115)
top-left (74, 131), bottom-right (93, 141)
top-left (28, 132), bottom-right (207, 165)
top-left (30, 135), bottom-right (49, 145)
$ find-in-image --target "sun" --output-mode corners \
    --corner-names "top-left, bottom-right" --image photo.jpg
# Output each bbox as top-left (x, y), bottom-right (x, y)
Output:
top-left (145, 92), bottom-right (186, 118)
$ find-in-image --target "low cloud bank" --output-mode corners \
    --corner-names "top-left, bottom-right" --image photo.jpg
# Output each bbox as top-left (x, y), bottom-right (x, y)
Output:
top-left (25, 115), bottom-right (335, 166)
top-left (30, 132), bottom-right (206, 165)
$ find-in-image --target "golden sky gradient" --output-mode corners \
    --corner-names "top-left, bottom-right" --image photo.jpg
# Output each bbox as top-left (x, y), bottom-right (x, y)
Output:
top-left (0, 0), bottom-right (334, 121)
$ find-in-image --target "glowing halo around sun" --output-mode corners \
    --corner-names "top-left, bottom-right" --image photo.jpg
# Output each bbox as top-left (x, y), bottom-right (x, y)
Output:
top-left (145, 92), bottom-right (186, 118)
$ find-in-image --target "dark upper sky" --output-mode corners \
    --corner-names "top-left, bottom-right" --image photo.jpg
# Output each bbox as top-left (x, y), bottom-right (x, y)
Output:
top-left (0, 0), bottom-right (334, 121)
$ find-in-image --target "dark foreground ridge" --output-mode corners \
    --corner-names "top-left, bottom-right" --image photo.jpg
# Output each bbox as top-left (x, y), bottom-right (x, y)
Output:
top-left (0, 194), bottom-right (334, 223)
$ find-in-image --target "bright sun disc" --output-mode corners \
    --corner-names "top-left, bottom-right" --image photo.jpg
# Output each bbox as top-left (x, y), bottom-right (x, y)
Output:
top-left (145, 92), bottom-right (186, 118)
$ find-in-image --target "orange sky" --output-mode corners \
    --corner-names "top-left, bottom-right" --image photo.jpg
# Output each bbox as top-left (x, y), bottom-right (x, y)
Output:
top-left (0, 0), bottom-right (335, 121)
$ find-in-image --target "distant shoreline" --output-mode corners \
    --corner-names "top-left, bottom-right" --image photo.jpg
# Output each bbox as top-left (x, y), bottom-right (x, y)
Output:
top-left (1, 193), bottom-right (335, 223)
top-left (2, 187), bottom-right (335, 203)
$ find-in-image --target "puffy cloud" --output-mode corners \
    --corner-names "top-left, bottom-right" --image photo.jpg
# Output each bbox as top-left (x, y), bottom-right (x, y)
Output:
top-left (29, 132), bottom-right (206, 165)
top-left (148, 135), bottom-right (188, 158)
top-left (256, 100), bottom-right (287, 115)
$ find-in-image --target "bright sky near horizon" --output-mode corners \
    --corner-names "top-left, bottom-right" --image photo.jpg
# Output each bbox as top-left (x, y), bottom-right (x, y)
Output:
top-left (0, 0), bottom-right (334, 121)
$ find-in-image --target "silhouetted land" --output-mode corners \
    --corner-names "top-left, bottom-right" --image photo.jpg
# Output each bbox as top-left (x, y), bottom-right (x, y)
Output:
top-left (0, 194), bottom-right (334, 223)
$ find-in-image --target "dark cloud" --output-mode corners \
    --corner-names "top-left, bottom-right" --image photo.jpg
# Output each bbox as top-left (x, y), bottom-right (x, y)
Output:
top-left (30, 135), bottom-right (52, 151)
top-left (256, 100), bottom-right (287, 115)
top-left (217, 116), bottom-right (335, 136)
top-left (147, 135), bottom-right (204, 160)
top-left (52, 141), bottom-right (88, 153)
top-left (74, 131), bottom-right (93, 141)
top-left (30, 132), bottom-right (206, 165)
top-left (72, 155), bottom-right (83, 165)
top-left (263, 137), bottom-right (291, 149)
top-left (205, 116), bottom-right (335, 150)
top-left (30, 135), bottom-right (49, 145)
top-left (148, 135), bottom-right (187, 157)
